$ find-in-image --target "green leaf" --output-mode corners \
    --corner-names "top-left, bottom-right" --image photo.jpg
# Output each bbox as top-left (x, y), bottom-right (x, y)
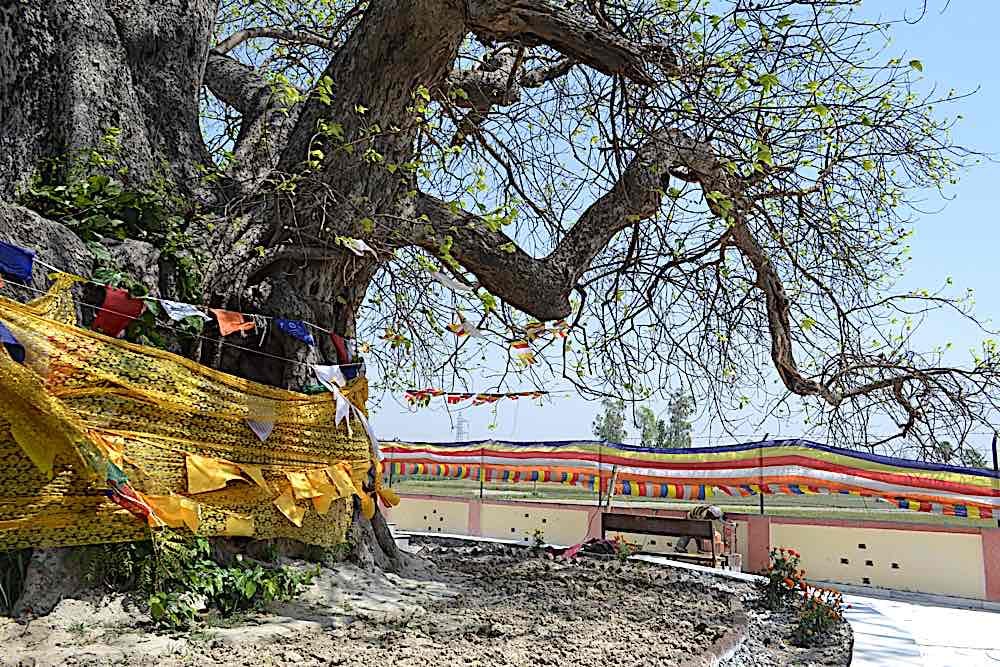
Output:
top-left (801, 317), bottom-right (816, 332)
top-left (908, 59), bottom-right (923, 72)
top-left (861, 159), bottom-right (875, 172)
top-left (811, 104), bottom-right (830, 118)
top-left (757, 73), bottom-right (779, 94)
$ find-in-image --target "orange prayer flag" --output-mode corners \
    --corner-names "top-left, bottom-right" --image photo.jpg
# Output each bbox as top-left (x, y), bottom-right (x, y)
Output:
top-left (209, 309), bottom-right (255, 336)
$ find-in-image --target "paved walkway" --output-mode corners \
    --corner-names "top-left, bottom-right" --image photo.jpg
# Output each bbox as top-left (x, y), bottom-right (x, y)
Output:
top-left (847, 594), bottom-right (1000, 666)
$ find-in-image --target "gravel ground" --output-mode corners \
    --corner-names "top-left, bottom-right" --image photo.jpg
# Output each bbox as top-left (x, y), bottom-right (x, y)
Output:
top-left (0, 541), bottom-right (851, 666)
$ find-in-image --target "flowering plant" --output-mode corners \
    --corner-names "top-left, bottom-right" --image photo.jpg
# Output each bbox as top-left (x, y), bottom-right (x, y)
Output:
top-left (792, 584), bottom-right (847, 646)
top-left (756, 547), bottom-right (805, 610)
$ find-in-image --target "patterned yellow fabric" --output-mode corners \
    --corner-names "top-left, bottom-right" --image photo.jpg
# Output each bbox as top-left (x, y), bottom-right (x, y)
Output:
top-left (0, 275), bottom-right (388, 550)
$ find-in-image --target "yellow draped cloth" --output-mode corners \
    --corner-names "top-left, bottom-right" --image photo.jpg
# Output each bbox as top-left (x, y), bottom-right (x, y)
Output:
top-left (0, 274), bottom-right (393, 550)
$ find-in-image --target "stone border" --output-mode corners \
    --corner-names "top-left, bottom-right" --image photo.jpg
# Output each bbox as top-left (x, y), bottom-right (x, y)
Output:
top-left (679, 611), bottom-right (748, 667)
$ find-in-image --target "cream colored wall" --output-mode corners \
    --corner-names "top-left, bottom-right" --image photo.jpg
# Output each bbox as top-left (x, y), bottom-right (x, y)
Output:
top-left (388, 496), bottom-right (989, 600)
top-left (385, 497), bottom-right (469, 534)
top-left (771, 523), bottom-right (986, 599)
top-left (479, 503), bottom-right (591, 546)
top-left (734, 520), bottom-right (750, 565)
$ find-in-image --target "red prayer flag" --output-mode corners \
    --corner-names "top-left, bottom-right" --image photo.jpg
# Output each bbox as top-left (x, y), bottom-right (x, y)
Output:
top-left (330, 332), bottom-right (350, 364)
top-left (92, 286), bottom-right (145, 337)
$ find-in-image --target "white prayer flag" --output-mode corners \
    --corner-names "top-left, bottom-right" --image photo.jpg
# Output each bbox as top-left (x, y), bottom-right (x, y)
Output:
top-left (159, 299), bottom-right (211, 322)
top-left (341, 238), bottom-right (376, 257)
top-left (313, 364), bottom-right (347, 391)
top-left (246, 419), bottom-right (275, 442)
top-left (430, 271), bottom-right (473, 293)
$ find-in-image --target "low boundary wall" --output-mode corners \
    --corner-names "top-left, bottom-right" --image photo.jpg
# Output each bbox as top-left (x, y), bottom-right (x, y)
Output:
top-left (385, 494), bottom-right (1000, 602)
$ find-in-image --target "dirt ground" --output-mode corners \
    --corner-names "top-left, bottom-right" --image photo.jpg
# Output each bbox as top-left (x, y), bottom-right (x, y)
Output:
top-left (0, 541), bottom-right (851, 667)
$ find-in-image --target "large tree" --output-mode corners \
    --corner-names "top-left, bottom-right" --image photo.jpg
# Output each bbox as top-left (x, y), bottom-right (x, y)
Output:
top-left (3, 0), bottom-right (998, 528)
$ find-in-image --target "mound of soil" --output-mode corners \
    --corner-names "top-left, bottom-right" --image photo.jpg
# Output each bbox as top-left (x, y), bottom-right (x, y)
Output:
top-left (0, 540), bottom-right (851, 666)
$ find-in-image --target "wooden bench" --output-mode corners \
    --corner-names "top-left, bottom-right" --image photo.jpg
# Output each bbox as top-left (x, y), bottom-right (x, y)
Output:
top-left (601, 512), bottom-right (724, 567)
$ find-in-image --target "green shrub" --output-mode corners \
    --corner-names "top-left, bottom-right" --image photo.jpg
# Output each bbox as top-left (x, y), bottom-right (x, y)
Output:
top-left (755, 547), bottom-right (805, 610)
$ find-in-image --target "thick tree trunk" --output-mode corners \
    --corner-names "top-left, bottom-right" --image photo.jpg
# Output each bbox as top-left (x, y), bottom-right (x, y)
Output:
top-left (0, 0), bottom-right (425, 574)
top-left (0, 0), bottom-right (216, 198)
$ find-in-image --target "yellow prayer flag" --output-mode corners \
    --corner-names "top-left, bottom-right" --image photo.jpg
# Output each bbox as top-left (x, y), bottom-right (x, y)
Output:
top-left (287, 471), bottom-right (323, 499)
top-left (240, 463), bottom-right (271, 492)
top-left (223, 513), bottom-right (255, 536)
top-left (326, 464), bottom-right (359, 498)
top-left (144, 494), bottom-right (201, 532)
top-left (273, 489), bottom-right (305, 527)
top-left (186, 453), bottom-right (247, 494)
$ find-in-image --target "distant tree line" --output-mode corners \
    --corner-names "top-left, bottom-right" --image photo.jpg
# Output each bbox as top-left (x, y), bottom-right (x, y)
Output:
top-left (592, 391), bottom-right (695, 448)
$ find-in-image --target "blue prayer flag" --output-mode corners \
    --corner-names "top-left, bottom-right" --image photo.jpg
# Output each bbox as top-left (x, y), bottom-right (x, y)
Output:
top-left (276, 318), bottom-right (315, 346)
top-left (0, 319), bottom-right (25, 363)
top-left (0, 240), bottom-right (34, 283)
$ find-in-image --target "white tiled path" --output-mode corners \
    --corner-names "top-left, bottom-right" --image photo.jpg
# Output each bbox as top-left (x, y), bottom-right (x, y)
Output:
top-left (846, 594), bottom-right (1000, 666)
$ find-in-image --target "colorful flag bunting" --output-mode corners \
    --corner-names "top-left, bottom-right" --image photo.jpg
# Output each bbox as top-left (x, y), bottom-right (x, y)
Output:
top-left (0, 240), bottom-right (35, 283)
top-left (524, 321), bottom-right (546, 341)
top-left (159, 299), bottom-right (211, 322)
top-left (447, 311), bottom-right (482, 338)
top-left (210, 309), bottom-right (255, 336)
top-left (404, 389), bottom-right (547, 406)
top-left (276, 318), bottom-right (315, 346)
top-left (0, 319), bottom-right (25, 363)
top-left (510, 340), bottom-right (535, 365)
top-left (92, 286), bottom-right (146, 337)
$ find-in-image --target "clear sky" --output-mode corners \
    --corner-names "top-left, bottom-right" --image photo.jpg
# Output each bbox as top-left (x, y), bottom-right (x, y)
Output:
top-left (370, 2), bottom-right (1000, 455)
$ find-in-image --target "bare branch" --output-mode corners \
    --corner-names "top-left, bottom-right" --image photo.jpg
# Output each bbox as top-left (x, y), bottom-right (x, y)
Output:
top-left (214, 27), bottom-right (337, 54)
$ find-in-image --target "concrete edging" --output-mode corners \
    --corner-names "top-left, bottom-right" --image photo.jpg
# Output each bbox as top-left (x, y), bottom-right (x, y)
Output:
top-left (679, 611), bottom-right (748, 667)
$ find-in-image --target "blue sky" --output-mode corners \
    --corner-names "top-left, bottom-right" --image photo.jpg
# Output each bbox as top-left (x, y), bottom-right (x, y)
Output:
top-left (371, 2), bottom-right (1000, 452)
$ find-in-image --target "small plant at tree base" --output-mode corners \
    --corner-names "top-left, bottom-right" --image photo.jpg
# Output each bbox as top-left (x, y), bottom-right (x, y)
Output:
top-left (792, 585), bottom-right (847, 647)
top-left (147, 591), bottom-right (198, 630)
top-left (76, 531), bottom-right (318, 630)
top-left (611, 534), bottom-right (638, 563)
top-left (0, 549), bottom-right (31, 616)
top-left (756, 547), bottom-right (805, 610)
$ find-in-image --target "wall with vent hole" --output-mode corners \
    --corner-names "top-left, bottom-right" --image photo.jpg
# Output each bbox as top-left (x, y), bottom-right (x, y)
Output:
top-left (771, 521), bottom-right (986, 599)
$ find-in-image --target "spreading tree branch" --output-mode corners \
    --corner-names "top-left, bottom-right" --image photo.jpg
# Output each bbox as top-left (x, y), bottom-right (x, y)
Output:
top-left (204, 51), bottom-right (300, 188)
top-left (466, 0), bottom-right (675, 85)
